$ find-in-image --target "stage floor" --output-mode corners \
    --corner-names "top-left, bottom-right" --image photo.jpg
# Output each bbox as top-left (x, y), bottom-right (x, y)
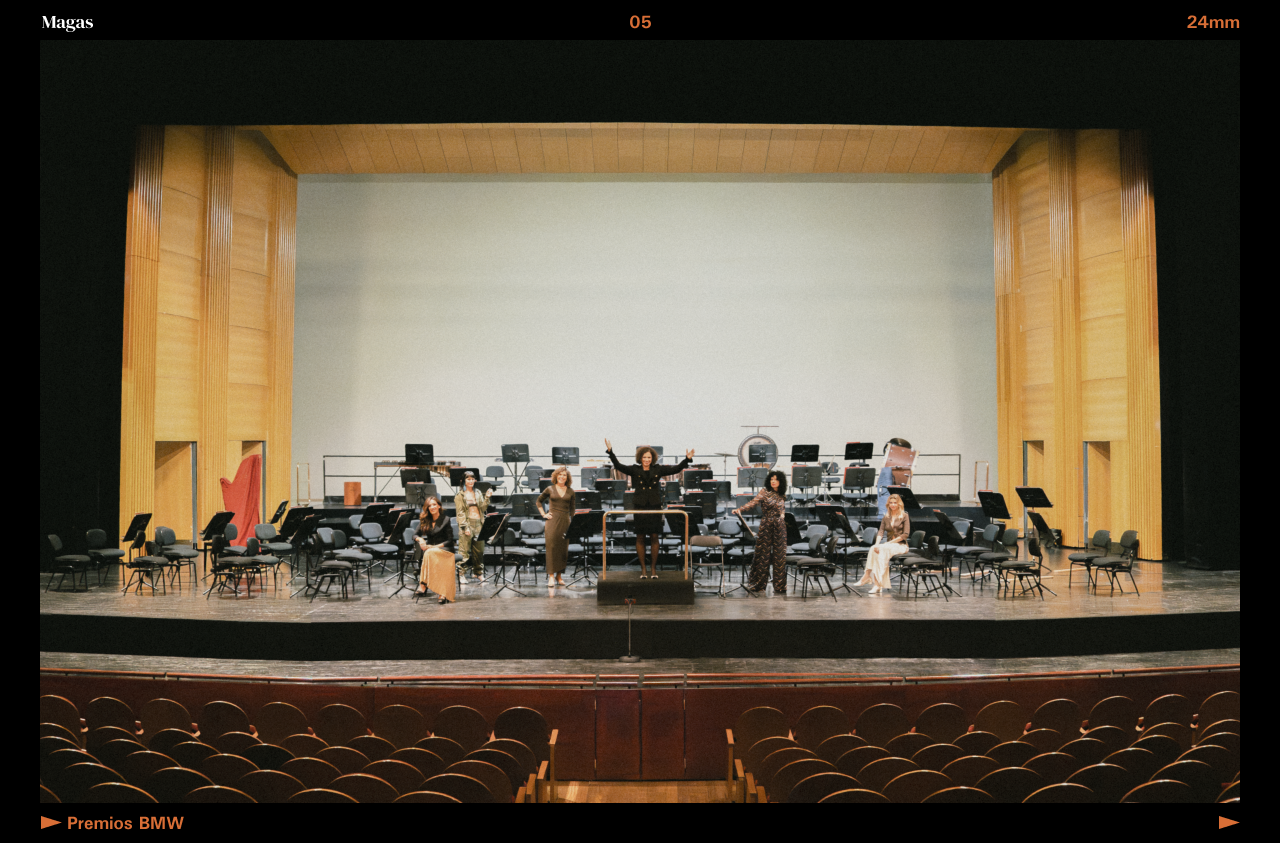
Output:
top-left (39, 549), bottom-right (1240, 662)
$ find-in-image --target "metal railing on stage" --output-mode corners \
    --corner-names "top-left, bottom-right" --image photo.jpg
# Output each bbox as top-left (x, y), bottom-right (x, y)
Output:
top-left (601, 510), bottom-right (690, 580)
top-left (319, 452), bottom-right (969, 503)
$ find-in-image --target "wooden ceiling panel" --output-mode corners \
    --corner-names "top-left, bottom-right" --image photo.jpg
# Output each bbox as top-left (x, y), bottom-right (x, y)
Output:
top-left (408, 127), bottom-right (446, 173)
top-left (565, 128), bottom-right (594, 173)
top-left (716, 128), bottom-right (745, 173)
top-left (309, 126), bottom-right (354, 174)
top-left (487, 127), bottom-right (520, 173)
top-left (763, 129), bottom-right (795, 174)
top-left (909, 126), bottom-right (949, 173)
top-left (513, 127), bottom-right (545, 173)
top-left (642, 127), bottom-right (668, 173)
top-left (666, 127), bottom-right (694, 173)
top-left (617, 125), bottom-right (644, 173)
top-left (334, 126), bottom-right (376, 173)
top-left (591, 125), bottom-right (619, 173)
top-left (252, 124), bottom-right (1024, 175)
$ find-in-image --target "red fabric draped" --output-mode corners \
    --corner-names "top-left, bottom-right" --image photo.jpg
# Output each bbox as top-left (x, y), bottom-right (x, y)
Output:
top-left (220, 454), bottom-right (262, 547)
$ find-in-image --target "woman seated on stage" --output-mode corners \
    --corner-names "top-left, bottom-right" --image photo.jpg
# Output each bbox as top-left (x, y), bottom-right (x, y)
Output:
top-left (733, 469), bottom-right (788, 595)
top-left (414, 495), bottom-right (456, 604)
top-left (856, 492), bottom-right (910, 594)
top-left (605, 438), bottom-right (694, 579)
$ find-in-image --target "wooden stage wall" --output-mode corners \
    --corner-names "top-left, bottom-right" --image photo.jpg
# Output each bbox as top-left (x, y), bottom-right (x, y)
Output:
top-left (993, 130), bottom-right (1162, 558)
top-left (42, 667), bottom-right (1236, 781)
top-left (120, 127), bottom-right (296, 545)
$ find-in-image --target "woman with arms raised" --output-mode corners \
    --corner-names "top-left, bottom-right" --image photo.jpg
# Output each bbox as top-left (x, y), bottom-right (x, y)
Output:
top-left (605, 438), bottom-right (694, 579)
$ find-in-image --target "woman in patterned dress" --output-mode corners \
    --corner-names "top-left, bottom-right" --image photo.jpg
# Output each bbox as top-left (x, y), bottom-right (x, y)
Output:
top-left (733, 469), bottom-right (788, 595)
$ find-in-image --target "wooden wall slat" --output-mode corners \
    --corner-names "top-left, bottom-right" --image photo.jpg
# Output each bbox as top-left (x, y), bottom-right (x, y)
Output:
top-left (197, 127), bottom-right (234, 528)
top-left (119, 126), bottom-right (165, 547)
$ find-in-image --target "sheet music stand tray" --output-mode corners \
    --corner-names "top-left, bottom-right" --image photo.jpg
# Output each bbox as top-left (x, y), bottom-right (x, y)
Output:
top-left (725, 511), bottom-right (760, 597)
top-left (197, 511), bottom-right (234, 575)
top-left (485, 514), bottom-right (527, 597)
top-left (565, 511), bottom-right (603, 588)
top-left (470, 511), bottom-right (507, 588)
top-left (812, 505), bottom-right (862, 595)
top-left (887, 485), bottom-right (923, 510)
top-left (122, 513), bottom-right (153, 564)
top-left (978, 490), bottom-right (1013, 520)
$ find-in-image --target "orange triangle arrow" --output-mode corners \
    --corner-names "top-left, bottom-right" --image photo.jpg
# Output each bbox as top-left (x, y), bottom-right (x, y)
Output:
top-left (1219, 817), bottom-right (1238, 829)
top-left (41, 818), bottom-right (61, 830)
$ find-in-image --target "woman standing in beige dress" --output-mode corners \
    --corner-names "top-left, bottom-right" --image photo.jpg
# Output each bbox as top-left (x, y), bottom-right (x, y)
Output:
top-left (537, 466), bottom-right (574, 587)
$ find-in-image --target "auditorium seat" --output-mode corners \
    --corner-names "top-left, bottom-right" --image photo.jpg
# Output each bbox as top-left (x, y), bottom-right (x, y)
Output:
top-left (793, 705), bottom-right (847, 751)
top-left (1023, 782), bottom-right (1097, 803)
top-left (280, 756), bottom-right (342, 789)
top-left (238, 769), bottom-right (307, 803)
top-left (329, 772), bottom-right (399, 803)
top-left (431, 705), bottom-right (490, 754)
top-left (854, 703), bottom-right (909, 748)
top-left (288, 787), bottom-right (358, 803)
top-left (370, 704), bottom-right (428, 749)
top-left (1065, 762), bottom-right (1137, 803)
top-left (254, 701), bottom-right (309, 746)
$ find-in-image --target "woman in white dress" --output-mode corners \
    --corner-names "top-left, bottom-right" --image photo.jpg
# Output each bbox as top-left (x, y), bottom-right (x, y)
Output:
top-left (856, 493), bottom-right (910, 593)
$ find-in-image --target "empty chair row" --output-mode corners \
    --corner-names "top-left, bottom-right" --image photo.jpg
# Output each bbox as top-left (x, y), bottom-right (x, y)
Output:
top-left (41, 733), bottom-right (548, 803)
top-left (730, 689), bottom-right (1239, 759)
top-left (752, 736), bottom-right (1239, 803)
top-left (39, 695), bottom-right (555, 757)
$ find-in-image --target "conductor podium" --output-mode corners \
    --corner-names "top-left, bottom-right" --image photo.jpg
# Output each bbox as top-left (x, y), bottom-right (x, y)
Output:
top-left (596, 509), bottom-right (696, 605)
top-left (596, 571), bottom-right (695, 605)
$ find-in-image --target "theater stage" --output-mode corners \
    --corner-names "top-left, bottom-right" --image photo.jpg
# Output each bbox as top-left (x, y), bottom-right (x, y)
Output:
top-left (39, 548), bottom-right (1239, 663)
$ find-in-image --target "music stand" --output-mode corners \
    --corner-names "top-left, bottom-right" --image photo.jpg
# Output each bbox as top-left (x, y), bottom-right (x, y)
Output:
top-left (279, 506), bottom-right (312, 542)
top-left (561, 511), bottom-right (602, 587)
top-left (792, 465), bottom-right (823, 510)
top-left (405, 444), bottom-right (434, 465)
top-left (1026, 510), bottom-right (1060, 551)
top-left (269, 500), bottom-right (289, 525)
top-left (748, 443), bottom-right (776, 465)
top-left (359, 503), bottom-right (393, 526)
top-left (196, 511), bottom-right (234, 575)
top-left (287, 515), bottom-right (321, 598)
top-left (382, 510), bottom-right (418, 596)
top-left (978, 490), bottom-right (1013, 521)
top-left (448, 467), bottom-right (480, 489)
top-left (508, 493), bottom-right (537, 519)
top-left (575, 490), bottom-right (602, 511)
top-left (813, 504), bottom-right (861, 595)
top-left (790, 444), bottom-right (820, 463)
top-left (1016, 486), bottom-right (1057, 550)
top-left (887, 485), bottom-right (923, 510)
top-left (922, 509), bottom-right (965, 598)
top-left (843, 466), bottom-right (876, 505)
top-left (594, 479), bottom-right (625, 507)
top-left (552, 446), bottom-right (579, 465)
top-left (844, 442), bottom-right (874, 464)
top-left (683, 468), bottom-right (713, 490)
top-left (121, 513), bottom-right (152, 564)
top-left (727, 511), bottom-right (760, 597)
top-left (464, 511), bottom-right (506, 588)
top-left (483, 513), bottom-right (527, 597)
top-left (737, 466), bottom-right (766, 492)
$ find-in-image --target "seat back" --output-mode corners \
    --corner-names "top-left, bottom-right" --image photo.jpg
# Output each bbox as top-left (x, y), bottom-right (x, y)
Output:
top-left (86, 529), bottom-right (109, 550)
top-left (244, 538), bottom-right (261, 556)
top-left (360, 522), bottom-right (384, 542)
top-left (981, 523), bottom-right (1001, 545)
top-left (155, 526), bottom-right (176, 548)
top-left (1117, 530), bottom-right (1139, 557)
top-left (48, 534), bottom-right (66, 553)
top-left (257, 523), bottom-right (281, 541)
top-left (520, 520), bottom-right (544, 538)
top-left (1091, 530), bottom-right (1111, 550)
top-left (225, 523), bottom-right (239, 543)
top-left (952, 520), bottom-right (972, 543)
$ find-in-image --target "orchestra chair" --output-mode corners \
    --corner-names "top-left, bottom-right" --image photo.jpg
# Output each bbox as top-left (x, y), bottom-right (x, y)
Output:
top-left (1068, 530), bottom-right (1111, 588)
top-left (85, 529), bottom-right (126, 585)
top-left (1092, 531), bottom-right (1140, 594)
top-left (155, 526), bottom-right (200, 586)
top-left (46, 535), bottom-right (91, 592)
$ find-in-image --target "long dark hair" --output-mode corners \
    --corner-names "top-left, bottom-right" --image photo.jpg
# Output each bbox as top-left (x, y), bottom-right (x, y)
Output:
top-left (766, 470), bottom-right (788, 496)
top-left (419, 495), bottom-right (444, 527)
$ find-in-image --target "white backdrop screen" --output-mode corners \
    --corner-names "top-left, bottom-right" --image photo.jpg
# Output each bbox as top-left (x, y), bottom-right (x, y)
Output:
top-left (294, 173), bottom-right (996, 497)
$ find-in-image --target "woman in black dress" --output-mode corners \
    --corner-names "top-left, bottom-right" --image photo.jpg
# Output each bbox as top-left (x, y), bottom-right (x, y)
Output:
top-left (605, 438), bottom-right (694, 578)
top-left (733, 469), bottom-right (788, 595)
